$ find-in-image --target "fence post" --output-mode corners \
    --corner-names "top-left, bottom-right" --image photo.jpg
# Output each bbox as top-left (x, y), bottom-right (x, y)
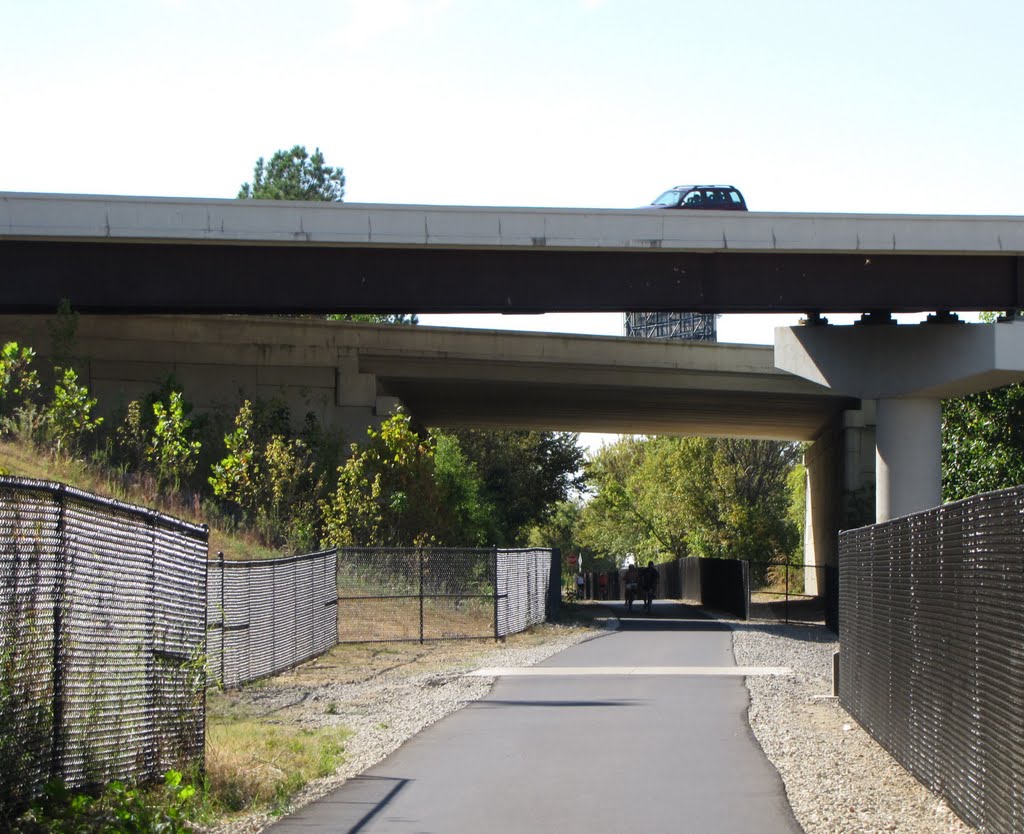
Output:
top-left (50, 484), bottom-right (68, 780)
top-left (218, 552), bottom-right (225, 686)
top-left (271, 560), bottom-right (277, 673)
top-left (418, 549), bottom-right (425, 645)
top-left (146, 512), bottom-right (158, 775)
top-left (784, 560), bottom-right (790, 624)
top-left (493, 546), bottom-right (500, 641)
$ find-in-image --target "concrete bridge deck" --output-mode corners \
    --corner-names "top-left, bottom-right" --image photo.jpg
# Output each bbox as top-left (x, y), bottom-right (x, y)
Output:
top-left (3, 192), bottom-right (1024, 314)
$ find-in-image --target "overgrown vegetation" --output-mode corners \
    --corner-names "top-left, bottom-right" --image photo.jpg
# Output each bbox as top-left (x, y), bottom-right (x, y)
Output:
top-left (0, 326), bottom-right (586, 556)
top-left (204, 708), bottom-right (349, 814)
top-left (8, 771), bottom-right (195, 834)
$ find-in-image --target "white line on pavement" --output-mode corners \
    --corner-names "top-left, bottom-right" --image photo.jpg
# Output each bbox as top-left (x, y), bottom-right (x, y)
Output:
top-left (466, 666), bottom-right (793, 677)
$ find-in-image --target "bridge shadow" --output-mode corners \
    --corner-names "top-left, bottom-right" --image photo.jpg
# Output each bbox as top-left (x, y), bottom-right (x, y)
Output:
top-left (468, 698), bottom-right (642, 709)
top-left (602, 600), bottom-right (733, 632)
top-left (267, 775), bottom-right (411, 834)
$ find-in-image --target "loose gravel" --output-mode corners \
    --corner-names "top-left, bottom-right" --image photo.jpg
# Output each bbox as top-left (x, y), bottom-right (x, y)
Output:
top-left (209, 612), bottom-right (975, 834)
top-left (732, 621), bottom-right (974, 834)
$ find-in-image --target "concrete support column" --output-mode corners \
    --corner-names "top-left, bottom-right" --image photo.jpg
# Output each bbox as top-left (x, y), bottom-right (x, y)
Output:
top-left (875, 398), bottom-right (941, 522)
top-left (777, 321), bottom-right (1024, 529)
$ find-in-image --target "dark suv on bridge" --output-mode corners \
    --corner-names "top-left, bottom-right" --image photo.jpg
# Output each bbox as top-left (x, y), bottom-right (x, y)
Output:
top-left (647, 184), bottom-right (748, 211)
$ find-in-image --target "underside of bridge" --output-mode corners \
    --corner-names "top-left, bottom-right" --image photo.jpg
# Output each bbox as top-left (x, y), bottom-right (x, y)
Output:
top-left (0, 314), bottom-right (855, 441)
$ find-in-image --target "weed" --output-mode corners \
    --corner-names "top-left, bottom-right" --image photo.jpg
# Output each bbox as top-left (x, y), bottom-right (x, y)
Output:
top-left (204, 719), bottom-right (349, 814)
top-left (10, 770), bottom-right (196, 833)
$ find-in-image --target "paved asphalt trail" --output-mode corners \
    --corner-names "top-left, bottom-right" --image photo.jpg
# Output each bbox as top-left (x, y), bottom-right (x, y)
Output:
top-left (266, 602), bottom-right (803, 834)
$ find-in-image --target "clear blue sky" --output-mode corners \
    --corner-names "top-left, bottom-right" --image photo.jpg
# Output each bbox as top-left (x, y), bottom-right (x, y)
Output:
top-left (1, 0), bottom-right (1013, 351)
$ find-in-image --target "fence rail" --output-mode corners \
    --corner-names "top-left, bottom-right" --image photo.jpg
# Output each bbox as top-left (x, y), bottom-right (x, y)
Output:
top-left (839, 486), bottom-right (1024, 834)
top-left (207, 549), bottom-right (338, 688)
top-left (0, 477), bottom-right (208, 817)
top-left (336, 547), bottom-right (553, 643)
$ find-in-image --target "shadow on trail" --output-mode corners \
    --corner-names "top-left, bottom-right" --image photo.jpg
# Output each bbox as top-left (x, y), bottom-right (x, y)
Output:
top-left (601, 600), bottom-right (733, 632)
top-left (270, 775), bottom-right (410, 834)
top-left (468, 698), bottom-right (642, 710)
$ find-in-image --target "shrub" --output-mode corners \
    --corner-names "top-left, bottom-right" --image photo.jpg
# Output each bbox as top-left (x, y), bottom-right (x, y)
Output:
top-left (46, 368), bottom-right (102, 458)
top-left (11, 770), bottom-right (196, 833)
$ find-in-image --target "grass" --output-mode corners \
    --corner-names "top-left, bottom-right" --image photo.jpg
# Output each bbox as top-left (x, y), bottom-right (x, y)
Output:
top-left (0, 438), bottom-right (283, 561)
top-left (204, 695), bottom-right (351, 815)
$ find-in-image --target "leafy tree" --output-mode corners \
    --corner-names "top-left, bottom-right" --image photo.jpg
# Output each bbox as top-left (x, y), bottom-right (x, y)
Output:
top-left (941, 312), bottom-right (1024, 501)
top-left (0, 342), bottom-right (40, 422)
top-left (526, 497), bottom-right (606, 567)
top-left (322, 411), bottom-right (446, 547)
top-left (149, 391), bottom-right (202, 491)
top-left (578, 436), bottom-right (698, 564)
top-left (432, 432), bottom-right (496, 546)
top-left (320, 415), bottom-right (511, 548)
top-left (578, 435), bottom-right (800, 575)
top-left (46, 368), bottom-right (102, 457)
top-left (209, 399), bottom-right (323, 549)
top-left (942, 383), bottom-right (1024, 501)
top-left (449, 429), bottom-right (586, 546)
top-left (238, 145), bottom-right (345, 202)
top-left (328, 312), bottom-right (419, 325)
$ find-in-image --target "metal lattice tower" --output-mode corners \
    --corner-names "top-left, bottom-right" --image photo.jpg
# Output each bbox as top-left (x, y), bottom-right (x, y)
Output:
top-left (624, 311), bottom-right (718, 341)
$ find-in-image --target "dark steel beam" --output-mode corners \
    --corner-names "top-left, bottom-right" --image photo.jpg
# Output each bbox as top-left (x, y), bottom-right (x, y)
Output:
top-left (0, 240), bottom-right (1019, 315)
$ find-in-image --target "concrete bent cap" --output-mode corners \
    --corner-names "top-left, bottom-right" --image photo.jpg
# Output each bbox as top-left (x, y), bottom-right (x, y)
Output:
top-left (773, 321), bottom-right (1024, 399)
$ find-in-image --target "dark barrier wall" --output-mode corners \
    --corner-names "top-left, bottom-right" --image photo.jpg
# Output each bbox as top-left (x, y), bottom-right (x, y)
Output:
top-left (839, 486), bottom-right (1024, 833)
top-left (655, 559), bottom-right (682, 600)
top-left (620, 557), bottom-right (747, 619)
top-left (547, 547), bottom-right (562, 620)
top-left (680, 557), bottom-right (702, 603)
top-left (699, 558), bottom-right (750, 620)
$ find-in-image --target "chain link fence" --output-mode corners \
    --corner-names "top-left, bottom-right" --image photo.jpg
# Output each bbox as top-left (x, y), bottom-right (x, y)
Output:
top-left (207, 550), bottom-right (338, 688)
top-left (336, 547), bottom-right (554, 643)
top-left (839, 486), bottom-right (1024, 834)
top-left (496, 548), bottom-right (552, 636)
top-left (0, 477), bottom-right (208, 818)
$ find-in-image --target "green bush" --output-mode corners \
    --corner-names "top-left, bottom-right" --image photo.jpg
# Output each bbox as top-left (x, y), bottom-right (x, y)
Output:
top-left (46, 368), bottom-right (102, 458)
top-left (11, 770), bottom-right (195, 833)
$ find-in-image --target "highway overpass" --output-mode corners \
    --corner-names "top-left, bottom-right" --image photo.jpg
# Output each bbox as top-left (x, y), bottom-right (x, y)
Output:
top-left (3, 192), bottom-right (1024, 315)
top-left (0, 314), bottom-right (855, 442)
top-left (5, 192), bottom-right (1024, 576)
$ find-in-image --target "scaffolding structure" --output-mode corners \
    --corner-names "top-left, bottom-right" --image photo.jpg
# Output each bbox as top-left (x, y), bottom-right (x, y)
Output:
top-left (624, 311), bottom-right (718, 342)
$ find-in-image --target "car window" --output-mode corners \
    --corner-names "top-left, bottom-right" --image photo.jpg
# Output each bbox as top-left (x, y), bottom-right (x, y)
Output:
top-left (728, 190), bottom-right (744, 206)
top-left (681, 190), bottom-right (703, 207)
top-left (652, 190), bottom-right (683, 207)
top-left (704, 189), bottom-right (727, 207)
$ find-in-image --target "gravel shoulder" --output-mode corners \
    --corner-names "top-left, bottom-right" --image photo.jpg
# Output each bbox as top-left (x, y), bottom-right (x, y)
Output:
top-left (207, 607), bottom-right (975, 834)
top-left (732, 621), bottom-right (974, 834)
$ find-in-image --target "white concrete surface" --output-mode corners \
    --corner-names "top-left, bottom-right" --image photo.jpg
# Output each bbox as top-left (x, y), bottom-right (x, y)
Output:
top-left (876, 398), bottom-right (942, 521)
top-left (4, 191), bottom-right (1024, 253)
top-left (774, 320), bottom-right (1024, 399)
top-left (776, 321), bottom-right (1024, 521)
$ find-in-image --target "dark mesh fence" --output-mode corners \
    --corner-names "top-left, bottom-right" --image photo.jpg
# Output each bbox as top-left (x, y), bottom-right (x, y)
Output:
top-left (207, 550), bottom-right (338, 688)
top-left (0, 477), bottom-right (207, 817)
top-left (839, 486), bottom-right (1024, 833)
top-left (337, 547), bottom-right (554, 643)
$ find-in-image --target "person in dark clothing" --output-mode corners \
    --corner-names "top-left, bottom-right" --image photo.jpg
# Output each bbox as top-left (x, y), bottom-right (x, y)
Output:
top-left (639, 561), bottom-right (659, 614)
